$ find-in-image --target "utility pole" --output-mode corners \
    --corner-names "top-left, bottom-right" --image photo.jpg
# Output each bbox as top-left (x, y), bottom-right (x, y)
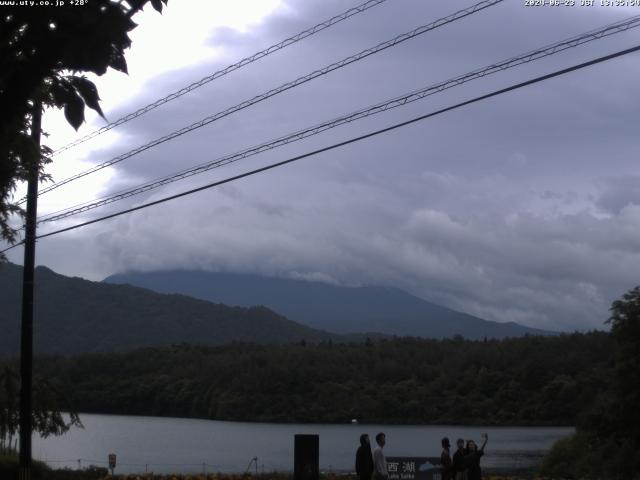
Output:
top-left (19, 99), bottom-right (42, 480)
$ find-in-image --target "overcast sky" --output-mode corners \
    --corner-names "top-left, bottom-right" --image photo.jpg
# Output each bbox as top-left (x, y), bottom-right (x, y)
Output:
top-left (6, 0), bottom-right (640, 332)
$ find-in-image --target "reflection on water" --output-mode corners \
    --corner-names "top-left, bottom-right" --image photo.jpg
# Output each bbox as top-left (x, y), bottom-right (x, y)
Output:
top-left (33, 414), bottom-right (574, 474)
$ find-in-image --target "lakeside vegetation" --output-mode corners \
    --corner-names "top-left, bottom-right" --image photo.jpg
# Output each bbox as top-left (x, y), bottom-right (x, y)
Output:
top-left (11, 331), bottom-right (612, 426)
top-left (539, 286), bottom-right (640, 479)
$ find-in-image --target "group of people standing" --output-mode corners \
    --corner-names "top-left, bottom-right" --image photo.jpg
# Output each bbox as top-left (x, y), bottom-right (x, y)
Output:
top-left (355, 432), bottom-right (488, 480)
top-left (355, 432), bottom-right (388, 480)
top-left (440, 434), bottom-right (488, 480)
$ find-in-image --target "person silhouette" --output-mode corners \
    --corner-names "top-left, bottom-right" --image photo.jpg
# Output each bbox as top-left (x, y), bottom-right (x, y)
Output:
top-left (356, 434), bottom-right (374, 480)
top-left (440, 437), bottom-right (453, 480)
top-left (373, 432), bottom-right (388, 480)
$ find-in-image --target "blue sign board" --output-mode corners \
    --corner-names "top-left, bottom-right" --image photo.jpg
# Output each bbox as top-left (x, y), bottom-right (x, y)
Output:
top-left (387, 457), bottom-right (442, 480)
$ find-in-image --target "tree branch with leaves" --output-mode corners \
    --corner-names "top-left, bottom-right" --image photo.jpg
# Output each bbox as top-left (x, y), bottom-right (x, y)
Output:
top-left (0, 365), bottom-right (81, 454)
top-left (0, 0), bottom-right (169, 258)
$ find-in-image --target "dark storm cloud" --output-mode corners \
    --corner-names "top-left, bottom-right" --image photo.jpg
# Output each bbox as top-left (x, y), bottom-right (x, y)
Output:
top-left (27, 0), bottom-right (640, 331)
top-left (596, 176), bottom-right (640, 214)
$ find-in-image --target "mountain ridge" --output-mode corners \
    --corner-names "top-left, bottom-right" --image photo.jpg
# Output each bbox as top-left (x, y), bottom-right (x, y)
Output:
top-left (0, 263), bottom-right (343, 358)
top-left (104, 269), bottom-right (556, 339)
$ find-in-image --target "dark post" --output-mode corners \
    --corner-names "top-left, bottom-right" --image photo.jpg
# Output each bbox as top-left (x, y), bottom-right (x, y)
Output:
top-left (19, 100), bottom-right (42, 480)
top-left (294, 434), bottom-right (319, 480)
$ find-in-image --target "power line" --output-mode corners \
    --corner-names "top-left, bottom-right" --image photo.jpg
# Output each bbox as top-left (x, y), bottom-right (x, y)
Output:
top-left (1, 241), bottom-right (23, 255)
top-left (27, 44), bottom-right (640, 243)
top-left (25, 0), bottom-right (503, 203)
top-left (2, 42), bottom-right (637, 255)
top-left (35, 15), bottom-right (640, 225)
top-left (50, 0), bottom-right (391, 157)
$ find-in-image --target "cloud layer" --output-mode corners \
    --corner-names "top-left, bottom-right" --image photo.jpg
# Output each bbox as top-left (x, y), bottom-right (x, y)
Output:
top-left (12, 0), bottom-right (640, 331)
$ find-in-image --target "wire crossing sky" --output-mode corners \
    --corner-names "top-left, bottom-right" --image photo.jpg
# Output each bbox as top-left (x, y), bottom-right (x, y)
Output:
top-left (6, 0), bottom-right (640, 332)
top-left (49, 0), bottom-right (390, 157)
top-left (25, 0), bottom-right (503, 203)
top-left (34, 15), bottom-right (640, 225)
top-left (25, 44), bottom-right (640, 244)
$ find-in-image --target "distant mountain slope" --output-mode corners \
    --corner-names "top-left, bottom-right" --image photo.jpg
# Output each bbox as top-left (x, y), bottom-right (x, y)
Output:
top-left (104, 270), bottom-right (554, 339)
top-left (0, 263), bottom-right (337, 358)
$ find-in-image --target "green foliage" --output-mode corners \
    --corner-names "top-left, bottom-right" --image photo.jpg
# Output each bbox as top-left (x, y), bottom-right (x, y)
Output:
top-left (0, 365), bottom-right (82, 454)
top-left (21, 332), bottom-right (612, 426)
top-left (540, 432), bottom-right (638, 480)
top-left (539, 433), bottom-right (591, 479)
top-left (542, 286), bottom-right (640, 479)
top-left (0, 0), bottom-right (168, 256)
top-left (606, 286), bottom-right (640, 444)
top-left (0, 453), bottom-right (51, 479)
top-left (0, 366), bottom-right (18, 455)
top-left (0, 454), bottom-right (107, 479)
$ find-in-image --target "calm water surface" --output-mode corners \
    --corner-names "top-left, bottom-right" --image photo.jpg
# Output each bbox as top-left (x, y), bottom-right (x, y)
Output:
top-left (33, 414), bottom-right (573, 474)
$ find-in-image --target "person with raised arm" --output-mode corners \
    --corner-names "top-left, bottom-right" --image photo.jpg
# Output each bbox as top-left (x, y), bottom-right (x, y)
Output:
top-left (465, 433), bottom-right (488, 480)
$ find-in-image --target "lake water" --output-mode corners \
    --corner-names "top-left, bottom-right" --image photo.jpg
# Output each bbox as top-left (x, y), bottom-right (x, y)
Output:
top-left (33, 414), bottom-right (574, 475)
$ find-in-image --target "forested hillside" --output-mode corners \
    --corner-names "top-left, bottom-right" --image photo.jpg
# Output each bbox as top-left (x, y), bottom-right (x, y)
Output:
top-left (24, 332), bottom-right (612, 425)
top-left (0, 263), bottom-right (337, 357)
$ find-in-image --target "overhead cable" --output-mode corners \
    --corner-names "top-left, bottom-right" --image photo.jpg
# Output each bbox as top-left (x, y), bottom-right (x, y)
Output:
top-left (25, 0), bottom-right (503, 203)
top-left (36, 15), bottom-right (640, 224)
top-left (26, 44), bottom-right (640, 242)
top-left (50, 0), bottom-right (391, 156)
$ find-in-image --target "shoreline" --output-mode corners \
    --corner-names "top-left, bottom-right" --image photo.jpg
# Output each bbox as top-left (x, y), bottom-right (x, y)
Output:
top-left (70, 411), bottom-right (576, 429)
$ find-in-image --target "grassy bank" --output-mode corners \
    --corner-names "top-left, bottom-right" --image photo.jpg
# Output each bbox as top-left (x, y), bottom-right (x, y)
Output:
top-left (0, 457), bottom-right (545, 480)
top-left (0, 462), bottom-right (547, 480)
top-left (105, 476), bottom-right (537, 480)
top-left (55, 474), bottom-right (541, 480)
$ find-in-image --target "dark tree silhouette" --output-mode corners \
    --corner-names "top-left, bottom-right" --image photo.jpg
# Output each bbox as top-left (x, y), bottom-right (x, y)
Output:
top-left (606, 286), bottom-right (640, 477)
top-left (541, 286), bottom-right (640, 479)
top-left (0, 0), bottom-right (168, 256)
top-left (0, 365), bottom-right (81, 454)
top-left (11, 332), bottom-right (613, 426)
